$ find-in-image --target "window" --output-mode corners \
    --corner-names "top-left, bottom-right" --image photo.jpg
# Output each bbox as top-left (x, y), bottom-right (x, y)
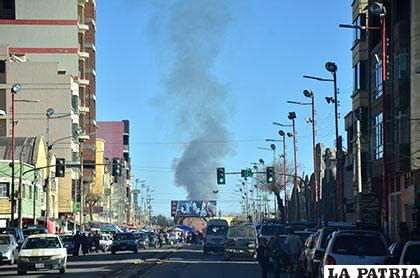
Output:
top-left (374, 58), bottom-right (383, 99)
top-left (374, 113), bottom-right (383, 160)
top-left (353, 62), bottom-right (360, 92)
top-left (395, 111), bottom-right (401, 144)
top-left (396, 48), bottom-right (409, 80)
top-left (0, 182), bottom-right (9, 197)
top-left (0, 61), bottom-right (5, 73)
top-left (0, 0), bottom-right (15, 19)
top-left (353, 14), bottom-right (366, 45)
top-left (28, 185), bottom-right (32, 200)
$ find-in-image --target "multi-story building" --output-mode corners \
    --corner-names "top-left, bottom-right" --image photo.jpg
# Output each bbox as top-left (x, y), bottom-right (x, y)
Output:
top-left (0, 0), bottom-right (97, 225)
top-left (97, 120), bottom-right (131, 225)
top-left (0, 48), bottom-right (77, 225)
top-left (345, 0), bottom-right (419, 239)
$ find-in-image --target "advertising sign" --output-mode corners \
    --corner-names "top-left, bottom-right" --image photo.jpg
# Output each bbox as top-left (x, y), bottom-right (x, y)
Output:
top-left (171, 200), bottom-right (217, 217)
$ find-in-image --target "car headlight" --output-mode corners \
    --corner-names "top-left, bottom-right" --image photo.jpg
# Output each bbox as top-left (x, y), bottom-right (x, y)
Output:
top-left (19, 257), bottom-right (30, 262)
top-left (50, 255), bottom-right (65, 260)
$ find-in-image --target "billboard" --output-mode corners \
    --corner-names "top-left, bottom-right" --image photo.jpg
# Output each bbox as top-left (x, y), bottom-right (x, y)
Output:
top-left (171, 200), bottom-right (217, 217)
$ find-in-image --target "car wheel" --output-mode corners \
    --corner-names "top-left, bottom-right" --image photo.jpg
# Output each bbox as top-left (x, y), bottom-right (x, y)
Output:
top-left (133, 248), bottom-right (138, 254)
top-left (224, 254), bottom-right (230, 261)
top-left (17, 270), bottom-right (26, 275)
top-left (59, 266), bottom-right (66, 274)
top-left (111, 250), bottom-right (116, 255)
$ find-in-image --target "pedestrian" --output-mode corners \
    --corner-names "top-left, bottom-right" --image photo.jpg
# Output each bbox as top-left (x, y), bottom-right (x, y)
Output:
top-left (191, 232), bottom-right (197, 245)
top-left (257, 238), bottom-right (270, 278)
top-left (158, 232), bottom-right (163, 247)
top-left (93, 231), bottom-right (100, 253)
top-left (73, 231), bottom-right (82, 256)
top-left (81, 233), bottom-right (89, 255)
top-left (269, 232), bottom-right (285, 278)
top-left (282, 229), bottom-right (303, 278)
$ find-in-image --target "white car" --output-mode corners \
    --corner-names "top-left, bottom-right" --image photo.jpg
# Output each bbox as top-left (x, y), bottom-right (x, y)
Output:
top-left (0, 234), bottom-right (18, 265)
top-left (99, 234), bottom-right (113, 252)
top-left (321, 230), bottom-right (389, 277)
top-left (399, 241), bottom-right (420, 265)
top-left (17, 234), bottom-right (67, 275)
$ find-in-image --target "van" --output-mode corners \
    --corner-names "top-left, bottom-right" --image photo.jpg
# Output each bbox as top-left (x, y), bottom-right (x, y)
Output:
top-left (224, 224), bottom-right (257, 261)
top-left (203, 219), bottom-right (228, 253)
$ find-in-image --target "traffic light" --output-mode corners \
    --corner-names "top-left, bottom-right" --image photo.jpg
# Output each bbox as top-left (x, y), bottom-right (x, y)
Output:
top-left (241, 168), bottom-right (252, 178)
top-left (266, 166), bottom-right (274, 183)
top-left (55, 158), bottom-right (65, 177)
top-left (217, 167), bottom-right (225, 184)
top-left (241, 169), bottom-right (246, 178)
top-left (112, 158), bottom-right (122, 177)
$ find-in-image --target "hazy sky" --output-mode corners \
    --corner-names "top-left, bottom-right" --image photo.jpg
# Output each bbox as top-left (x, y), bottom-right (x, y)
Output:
top-left (96, 0), bottom-right (353, 216)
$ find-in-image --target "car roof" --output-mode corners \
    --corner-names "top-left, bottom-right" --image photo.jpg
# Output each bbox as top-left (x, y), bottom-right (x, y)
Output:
top-left (333, 229), bottom-right (383, 236)
top-left (27, 234), bottom-right (56, 239)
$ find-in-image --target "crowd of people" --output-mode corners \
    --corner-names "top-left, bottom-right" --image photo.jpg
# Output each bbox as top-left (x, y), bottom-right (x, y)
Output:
top-left (72, 230), bottom-right (101, 256)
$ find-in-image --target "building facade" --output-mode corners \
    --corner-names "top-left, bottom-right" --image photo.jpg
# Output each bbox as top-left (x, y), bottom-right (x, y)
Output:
top-left (97, 120), bottom-right (131, 225)
top-left (0, 0), bottom-right (97, 227)
top-left (345, 0), bottom-right (419, 239)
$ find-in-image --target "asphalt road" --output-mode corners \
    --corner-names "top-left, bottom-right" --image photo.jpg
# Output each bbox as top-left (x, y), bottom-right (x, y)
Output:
top-left (0, 245), bottom-right (286, 277)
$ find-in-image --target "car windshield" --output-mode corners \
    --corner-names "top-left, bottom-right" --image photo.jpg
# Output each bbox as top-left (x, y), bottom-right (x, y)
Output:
top-left (403, 245), bottom-right (420, 265)
top-left (229, 226), bottom-right (256, 238)
top-left (114, 234), bottom-right (135, 241)
top-left (261, 225), bottom-right (286, 235)
top-left (332, 235), bottom-right (387, 256)
top-left (0, 237), bottom-right (10, 244)
top-left (206, 225), bottom-right (228, 236)
top-left (22, 237), bottom-right (61, 249)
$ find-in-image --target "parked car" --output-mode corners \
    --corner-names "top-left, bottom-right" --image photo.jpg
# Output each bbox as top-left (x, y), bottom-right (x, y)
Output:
top-left (147, 233), bottom-right (159, 248)
top-left (0, 227), bottom-right (25, 247)
top-left (99, 234), bottom-right (113, 252)
top-left (133, 233), bottom-right (149, 249)
top-left (258, 224), bottom-right (286, 243)
top-left (0, 234), bottom-right (19, 265)
top-left (17, 234), bottom-right (67, 275)
top-left (399, 241), bottom-right (420, 265)
top-left (110, 233), bottom-right (138, 254)
top-left (23, 228), bottom-right (49, 238)
top-left (305, 222), bottom-right (378, 278)
top-left (224, 224), bottom-right (257, 261)
top-left (299, 233), bottom-right (315, 276)
top-left (203, 219), bottom-right (229, 254)
top-left (59, 234), bottom-right (75, 255)
top-left (320, 230), bottom-right (389, 277)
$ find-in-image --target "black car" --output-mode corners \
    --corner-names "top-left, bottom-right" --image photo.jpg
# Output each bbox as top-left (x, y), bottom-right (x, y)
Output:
top-left (59, 235), bottom-right (75, 255)
top-left (110, 233), bottom-right (138, 254)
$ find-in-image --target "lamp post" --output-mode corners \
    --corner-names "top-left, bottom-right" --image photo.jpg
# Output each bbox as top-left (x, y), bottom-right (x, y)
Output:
top-left (288, 112), bottom-right (299, 220)
top-left (10, 84), bottom-right (21, 226)
top-left (44, 108), bottom-right (54, 228)
top-left (287, 90), bottom-right (319, 221)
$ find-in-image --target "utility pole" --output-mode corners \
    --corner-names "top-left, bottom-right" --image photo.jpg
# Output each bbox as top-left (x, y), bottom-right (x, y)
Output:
top-left (356, 120), bottom-right (363, 222)
top-left (18, 152), bottom-right (23, 228)
top-left (79, 142), bottom-right (84, 230)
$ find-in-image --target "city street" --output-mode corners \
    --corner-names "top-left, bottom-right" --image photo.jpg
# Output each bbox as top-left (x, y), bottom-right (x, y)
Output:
top-left (0, 245), bottom-right (268, 277)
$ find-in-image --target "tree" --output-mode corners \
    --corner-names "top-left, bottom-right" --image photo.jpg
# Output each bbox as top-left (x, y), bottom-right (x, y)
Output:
top-left (85, 193), bottom-right (102, 221)
top-left (151, 214), bottom-right (174, 227)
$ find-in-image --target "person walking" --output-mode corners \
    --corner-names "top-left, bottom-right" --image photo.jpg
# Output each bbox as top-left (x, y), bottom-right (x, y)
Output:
top-left (81, 233), bottom-right (89, 255)
top-left (269, 232), bottom-right (286, 278)
top-left (257, 238), bottom-right (270, 278)
top-left (73, 231), bottom-right (82, 256)
top-left (282, 229), bottom-right (303, 278)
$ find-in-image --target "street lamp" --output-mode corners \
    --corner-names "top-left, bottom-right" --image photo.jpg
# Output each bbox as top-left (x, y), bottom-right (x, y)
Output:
top-left (10, 84), bottom-right (21, 226)
top-left (44, 108), bottom-right (55, 228)
top-left (278, 130), bottom-right (287, 223)
top-left (288, 90), bottom-right (319, 209)
top-left (288, 111), bottom-right (299, 220)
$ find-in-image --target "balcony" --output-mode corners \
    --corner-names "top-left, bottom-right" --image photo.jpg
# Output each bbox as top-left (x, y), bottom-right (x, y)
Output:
top-left (78, 23), bottom-right (89, 33)
top-left (76, 78), bottom-right (90, 87)
top-left (78, 50), bottom-right (89, 60)
top-left (79, 105), bottom-right (90, 114)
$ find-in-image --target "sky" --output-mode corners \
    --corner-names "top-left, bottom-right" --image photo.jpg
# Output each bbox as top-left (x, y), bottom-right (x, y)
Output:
top-left (96, 0), bottom-right (354, 217)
